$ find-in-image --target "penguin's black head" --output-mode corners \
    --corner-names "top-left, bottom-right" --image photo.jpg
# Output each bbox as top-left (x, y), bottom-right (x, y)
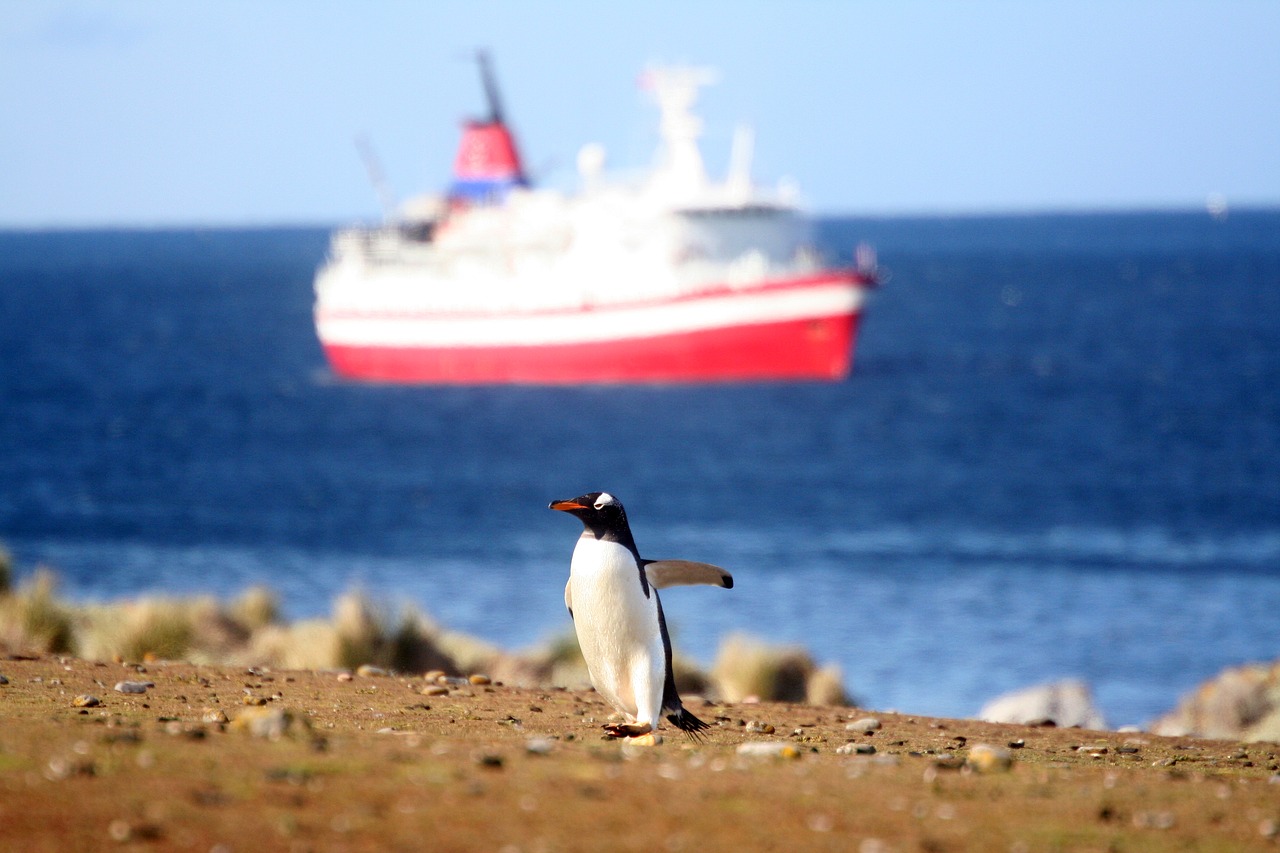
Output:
top-left (549, 491), bottom-right (630, 539)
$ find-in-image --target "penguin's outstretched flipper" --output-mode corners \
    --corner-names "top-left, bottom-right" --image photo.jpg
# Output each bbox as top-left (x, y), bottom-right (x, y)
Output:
top-left (643, 560), bottom-right (734, 590)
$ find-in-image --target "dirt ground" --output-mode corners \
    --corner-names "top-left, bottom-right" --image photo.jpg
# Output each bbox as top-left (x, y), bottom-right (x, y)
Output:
top-left (1, 653), bottom-right (1278, 852)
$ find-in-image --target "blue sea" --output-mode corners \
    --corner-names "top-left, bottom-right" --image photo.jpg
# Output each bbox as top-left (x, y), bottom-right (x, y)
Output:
top-left (2, 210), bottom-right (1278, 728)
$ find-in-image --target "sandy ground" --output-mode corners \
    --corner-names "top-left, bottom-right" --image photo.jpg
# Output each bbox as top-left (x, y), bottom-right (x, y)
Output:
top-left (1, 653), bottom-right (1278, 852)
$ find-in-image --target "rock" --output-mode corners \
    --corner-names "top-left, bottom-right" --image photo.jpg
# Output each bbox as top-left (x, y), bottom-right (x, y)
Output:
top-left (421, 685), bottom-right (449, 697)
top-left (113, 681), bottom-right (154, 694)
top-left (1149, 660), bottom-right (1280, 741)
top-left (0, 674), bottom-right (9, 685)
top-left (846, 717), bottom-right (881, 733)
top-left (978, 679), bottom-right (1107, 730)
top-left (524, 737), bottom-right (555, 755)
top-left (736, 741), bottom-right (801, 759)
top-left (745, 720), bottom-right (775, 734)
top-left (468, 674), bottom-right (491, 686)
top-left (229, 707), bottom-right (312, 741)
top-left (835, 742), bottom-right (877, 755)
top-left (72, 695), bottom-right (101, 708)
top-left (355, 664), bottom-right (388, 678)
top-left (966, 744), bottom-right (1014, 773)
top-left (202, 708), bottom-right (230, 725)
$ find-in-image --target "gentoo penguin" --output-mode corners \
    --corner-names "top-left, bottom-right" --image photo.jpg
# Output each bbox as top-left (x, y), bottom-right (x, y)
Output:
top-left (549, 491), bottom-right (733, 739)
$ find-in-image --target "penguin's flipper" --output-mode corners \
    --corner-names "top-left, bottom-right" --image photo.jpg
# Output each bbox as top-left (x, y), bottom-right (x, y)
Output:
top-left (564, 580), bottom-right (573, 619)
top-left (643, 560), bottom-right (733, 590)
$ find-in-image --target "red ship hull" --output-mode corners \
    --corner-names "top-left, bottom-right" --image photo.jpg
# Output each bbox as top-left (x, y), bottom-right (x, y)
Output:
top-left (316, 272), bottom-right (870, 385)
top-left (322, 313), bottom-right (861, 385)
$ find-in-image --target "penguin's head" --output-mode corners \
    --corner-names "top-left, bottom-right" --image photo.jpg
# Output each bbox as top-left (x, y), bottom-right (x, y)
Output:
top-left (549, 491), bottom-right (629, 537)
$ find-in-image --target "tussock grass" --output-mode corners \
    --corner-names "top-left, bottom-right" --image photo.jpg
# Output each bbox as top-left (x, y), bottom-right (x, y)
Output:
top-left (0, 567), bottom-right (75, 654)
top-left (711, 632), bottom-right (850, 706)
top-left (0, 551), bottom-right (852, 706)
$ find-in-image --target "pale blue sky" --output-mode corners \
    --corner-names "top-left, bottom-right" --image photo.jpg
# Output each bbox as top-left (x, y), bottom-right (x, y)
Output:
top-left (2, 0), bottom-right (1277, 226)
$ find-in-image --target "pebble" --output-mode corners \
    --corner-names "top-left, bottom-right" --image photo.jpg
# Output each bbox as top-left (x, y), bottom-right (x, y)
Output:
top-left (966, 744), bottom-right (1014, 773)
top-left (72, 695), bottom-right (101, 708)
top-left (0, 674), bottom-right (8, 685)
top-left (423, 670), bottom-right (447, 682)
top-left (836, 743), bottom-right (877, 755)
top-left (113, 681), bottom-right (155, 695)
top-left (621, 733), bottom-right (662, 749)
top-left (525, 737), bottom-right (555, 755)
top-left (229, 706), bottom-right (311, 741)
top-left (736, 741), bottom-right (800, 760)
top-left (202, 708), bottom-right (230, 725)
top-left (355, 664), bottom-right (388, 678)
top-left (468, 674), bottom-right (491, 686)
top-left (421, 685), bottom-right (450, 697)
top-left (335, 672), bottom-right (353, 682)
top-left (846, 717), bottom-right (882, 733)
top-left (745, 720), bottom-right (774, 734)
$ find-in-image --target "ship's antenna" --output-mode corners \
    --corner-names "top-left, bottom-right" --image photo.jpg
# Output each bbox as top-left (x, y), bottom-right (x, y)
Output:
top-left (354, 134), bottom-right (397, 223)
top-left (477, 49), bottom-right (506, 125)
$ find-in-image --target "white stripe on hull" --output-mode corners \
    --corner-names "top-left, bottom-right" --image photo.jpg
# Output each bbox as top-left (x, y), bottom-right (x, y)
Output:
top-left (317, 282), bottom-right (863, 349)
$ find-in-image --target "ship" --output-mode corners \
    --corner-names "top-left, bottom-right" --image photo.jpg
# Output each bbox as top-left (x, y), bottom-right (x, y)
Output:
top-left (313, 55), bottom-right (877, 384)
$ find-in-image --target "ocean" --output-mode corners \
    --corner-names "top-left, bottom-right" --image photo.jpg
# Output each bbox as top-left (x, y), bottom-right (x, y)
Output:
top-left (2, 210), bottom-right (1278, 728)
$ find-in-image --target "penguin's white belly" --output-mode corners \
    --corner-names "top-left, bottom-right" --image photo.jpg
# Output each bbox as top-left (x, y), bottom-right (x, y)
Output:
top-left (569, 537), bottom-right (665, 725)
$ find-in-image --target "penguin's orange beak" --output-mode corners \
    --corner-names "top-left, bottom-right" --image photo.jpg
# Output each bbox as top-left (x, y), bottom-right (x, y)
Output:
top-left (549, 499), bottom-right (587, 512)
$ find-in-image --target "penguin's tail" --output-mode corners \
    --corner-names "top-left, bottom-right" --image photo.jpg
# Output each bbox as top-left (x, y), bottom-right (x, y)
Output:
top-left (666, 706), bottom-right (711, 741)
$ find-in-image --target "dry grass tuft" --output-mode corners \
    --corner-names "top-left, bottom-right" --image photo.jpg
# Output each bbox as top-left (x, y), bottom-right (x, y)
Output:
top-left (0, 567), bottom-right (76, 654)
top-left (710, 632), bottom-right (850, 706)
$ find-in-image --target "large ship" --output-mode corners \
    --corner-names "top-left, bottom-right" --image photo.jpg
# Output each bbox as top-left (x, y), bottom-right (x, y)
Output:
top-left (313, 56), bottom-right (876, 384)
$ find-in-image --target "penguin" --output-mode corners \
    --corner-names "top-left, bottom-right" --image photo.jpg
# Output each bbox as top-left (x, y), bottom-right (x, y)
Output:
top-left (549, 491), bottom-right (733, 740)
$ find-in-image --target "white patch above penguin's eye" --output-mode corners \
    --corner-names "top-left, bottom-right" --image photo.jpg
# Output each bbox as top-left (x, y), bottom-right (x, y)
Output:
top-left (594, 492), bottom-right (617, 510)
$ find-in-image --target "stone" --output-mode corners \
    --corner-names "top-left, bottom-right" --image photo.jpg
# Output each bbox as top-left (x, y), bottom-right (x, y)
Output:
top-left (0, 674), bottom-right (9, 685)
top-left (202, 708), bottom-right (230, 725)
top-left (468, 674), bottom-right (492, 686)
top-left (356, 664), bottom-right (388, 678)
top-left (836, 742), bottom-right (877, 755)
top-left (736, 741), bottom-right (801, 759)
top-left (72, 695), bottom-right (101, 708)
top-left (229, 707), bottom-right (312, 741)
top-left (524, 737), bottom-right (555, 755)
top-left (421, 685), bottom-right (449, 697)
top-left (1149, 660), bottom-right (1280, 741)
top-left (966, 744), bottom-right (1014, 773)
top-left (113, 681), bottom-right (154, 694)
top-left (846, 717), bottom-right (881, 733)
top-left (978, 679), bottom-right (1107, 730)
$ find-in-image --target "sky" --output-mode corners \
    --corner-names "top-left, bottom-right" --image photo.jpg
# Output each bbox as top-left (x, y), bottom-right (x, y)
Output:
top-left (2, 0), bottom-right (1278, 227)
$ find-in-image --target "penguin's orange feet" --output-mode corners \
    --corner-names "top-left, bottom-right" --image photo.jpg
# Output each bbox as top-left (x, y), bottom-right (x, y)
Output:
top-left (603, 723), bottom-right (652, 738)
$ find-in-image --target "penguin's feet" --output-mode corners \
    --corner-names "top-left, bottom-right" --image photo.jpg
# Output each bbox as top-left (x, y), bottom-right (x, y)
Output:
top-left (603, 722), bottom-right (652, 739)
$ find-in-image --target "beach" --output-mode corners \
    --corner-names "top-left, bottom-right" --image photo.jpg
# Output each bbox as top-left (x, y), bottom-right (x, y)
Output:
top-left (2, 653), bottom-right (1277, 852)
